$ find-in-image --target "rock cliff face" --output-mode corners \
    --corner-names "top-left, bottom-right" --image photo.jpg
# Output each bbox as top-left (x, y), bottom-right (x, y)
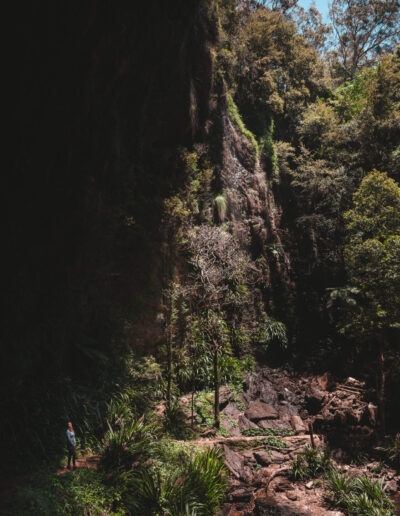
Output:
top-left (216, 90), bottom-right (293, 319)
top-left (4, 1), bottom-right (219, 459)
top-left (6, 1), bottom-right (216, 375)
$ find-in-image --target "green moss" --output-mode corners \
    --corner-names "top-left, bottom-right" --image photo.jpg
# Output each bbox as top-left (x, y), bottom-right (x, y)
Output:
top-left (227, 94), bottom-right (259, 164)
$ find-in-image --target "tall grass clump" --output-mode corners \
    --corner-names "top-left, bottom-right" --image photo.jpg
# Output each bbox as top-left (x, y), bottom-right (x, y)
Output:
top-left (290, 446), bottom-right (331, 480)
top-left (326, 469), bottom-right (395, 515)
top-left (214, 195), bottom-right (228, 222)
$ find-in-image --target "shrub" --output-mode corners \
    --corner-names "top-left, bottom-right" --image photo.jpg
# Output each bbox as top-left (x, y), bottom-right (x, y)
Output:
top-left (290, 446), bottom-right (331, 480)
top-left (163, 400), bottom-right (189, 439)
top-left (100, 419), bottom-right (154, 473)
top-left (125, 448), bottom-right (227, 515)
top-left (10, 469), bottom-right (124, 516)
top-left (376, 433), bottom-right (400, 468)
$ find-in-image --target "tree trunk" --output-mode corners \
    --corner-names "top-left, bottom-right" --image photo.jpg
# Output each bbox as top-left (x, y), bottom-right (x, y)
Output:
top-left (191, 384), bottom-right (195, 428)
top-left (378, 339), bottom-right (386, 435)
top-left (213, 344), bottom-right (220, 429)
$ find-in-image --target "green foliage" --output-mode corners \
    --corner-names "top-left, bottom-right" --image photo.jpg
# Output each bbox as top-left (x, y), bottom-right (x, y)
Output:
top-left (9, 469), bottom-right (125, 516)
top-left (339, 170), bottom-right (400, 340)
top-left (263, 436), bottom-right (288, 449)
top-left (163, 148), bottom-right (213, 244)
top-left (125, 448), bottom-right (228, 515)
top-left (214, 194), bottom-right (228, 222)
top-left (376, 433), bottom-right (400, 468)
top-left (255, 313), bottom-right (288, 350)
top-left (242, 427), bottom-right (294, 437)
top-left (100, 419), bottom-right (154, 473)
top-left (227, 93), bottom-right (259, 163)
top-left (290, 446), bottom-right (331, 480)
top-left (260, 116), bottom-right (278, 180)
top-left (163, 400), bottom-right (189, 439)
top-left (195, 391), bottom-right (215, 428)
top-left (326, 469), bottom-right (395, 515)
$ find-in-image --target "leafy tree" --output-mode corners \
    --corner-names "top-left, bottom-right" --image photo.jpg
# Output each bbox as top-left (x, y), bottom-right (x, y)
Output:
top-left (220, 6), bottom-right (327, 140)
top-left (329, 0), bottom-right (400, 81)
top-left (338, 170), bottom-right (400, 432)
top-left (185, 225), bottom-right (250, 428)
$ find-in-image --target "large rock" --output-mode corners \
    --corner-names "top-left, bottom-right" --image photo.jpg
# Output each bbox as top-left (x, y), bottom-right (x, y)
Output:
top-left (222, 402), bottom-right (241, 417)
top-left (228, 487), bottom-right (253, 502)
top-left (290, 415), bottom-right (307, 434)
top-left (245, 401), bottom-right (278, 422)
top-left (219, 386), bottom-right (233, 409)
top-left (244, 373), bottom-right (278, 405)
top-left (223, 445), bottom-right (244, 479)
top-left (258, 419), bottom-right (292, 430)
top-left (317, 372), bottom-right (335, 392)
top-left (254, 450), bottom-right (272, 466)
top-left (238, 415), bottom-right (258, 431)
top-left (305, 382), bottom-right (326, 414)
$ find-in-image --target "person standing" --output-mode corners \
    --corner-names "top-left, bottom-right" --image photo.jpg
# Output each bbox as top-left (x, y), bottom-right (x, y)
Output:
top-left (66, 421), bottom-right (77, 469)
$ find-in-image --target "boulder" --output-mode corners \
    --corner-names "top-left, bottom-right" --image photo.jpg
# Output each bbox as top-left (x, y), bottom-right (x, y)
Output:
top-left (228, 487), bottom-right (254, 502)
top-left (254, 450), bottom-right (272, 466)
top-left (317, 372), bottom-right (336, 392)
top-left (244, 373), bottom-right (278, 405)
top-left (258, 419), bottom-right (292, 430)
top-left (305, 382), bottom-right (326, 414)
top-left (269, 450), bottom-right (286, 463)
top-left (223, 445), bottom-right (244, 478)
top-left (219, 386), bottom-right (233, 409)
top-left (222, 402), bottom-right (241, 417)
top-left (245, 401), bottom-right (278, 422)
top-left (290, 415), bottom-right (307, 434)
top-left (238, 415), bottom-right (258, 431)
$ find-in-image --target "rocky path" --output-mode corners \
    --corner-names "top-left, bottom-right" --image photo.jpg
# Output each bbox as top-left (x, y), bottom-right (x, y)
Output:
top-left (175, 367), bottom-right (399, 515)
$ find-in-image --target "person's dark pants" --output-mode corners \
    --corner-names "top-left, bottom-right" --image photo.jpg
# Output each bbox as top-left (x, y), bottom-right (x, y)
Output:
top-left (67, 446), bottom-right (76, 468)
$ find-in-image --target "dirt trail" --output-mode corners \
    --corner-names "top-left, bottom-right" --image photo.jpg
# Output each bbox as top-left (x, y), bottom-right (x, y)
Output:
top-left (55, 454), bottom-right (100, 476)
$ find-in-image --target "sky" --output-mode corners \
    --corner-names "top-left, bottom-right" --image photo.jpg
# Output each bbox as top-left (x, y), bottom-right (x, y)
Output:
top-left (297, 0), bottom-right (330, 22)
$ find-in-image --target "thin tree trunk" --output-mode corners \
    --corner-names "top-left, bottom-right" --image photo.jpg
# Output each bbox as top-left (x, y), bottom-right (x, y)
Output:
top-left (378, 339), bottom-right (386, 435)
top-left (191, 384), bottom-right (195, 428)
top-left (166, 325), bottom-right (172, 411)
top-left (213, 344), bottom-right (220, 429)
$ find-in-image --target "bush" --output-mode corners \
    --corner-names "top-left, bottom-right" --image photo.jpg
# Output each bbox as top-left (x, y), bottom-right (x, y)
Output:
top-left (290, 446), bottom-right (331, 480)
top-left (9, 469), bottom-right (124, 516)
top-left (376, 433), bottom-right (400, 468)
top-left (163, 400), bottom-right (189, 439)
top-left (125, 447), bottom-right (228, 515)
top-left (99, 419), bottom-right (154, 472)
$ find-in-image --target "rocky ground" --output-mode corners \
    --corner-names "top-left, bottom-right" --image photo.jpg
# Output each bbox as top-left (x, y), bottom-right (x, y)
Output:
top-left (176, 367), bottom-right (399, 515)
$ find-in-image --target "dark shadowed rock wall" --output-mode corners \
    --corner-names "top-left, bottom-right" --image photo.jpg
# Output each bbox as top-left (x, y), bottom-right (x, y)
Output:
top-left (4, 0), bottom-right (217, 450)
